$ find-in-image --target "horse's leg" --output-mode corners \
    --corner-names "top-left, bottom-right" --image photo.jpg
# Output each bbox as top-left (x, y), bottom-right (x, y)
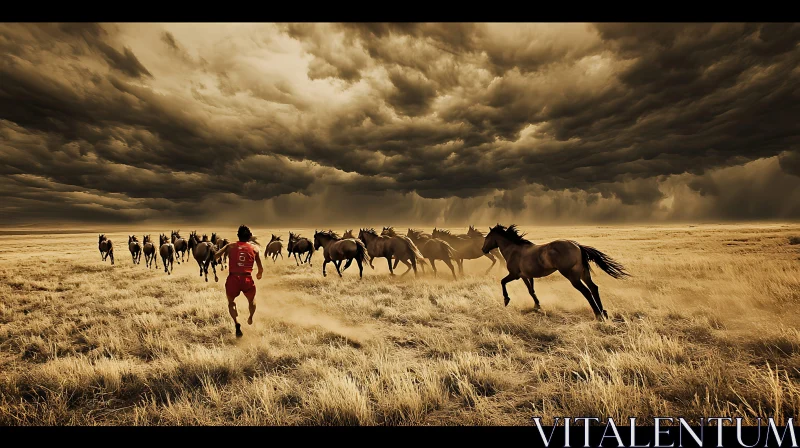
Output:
top-left (356, 257), bottom-right (363, 279)
top-left (581, 269), bottom-right (607, 319)
top-left (386, 257), bottom-right (395, 276)
top-left (442, 257), bottom-right (457, 280)
top-left (561, 268), bottom-right (602, 320)
top-left (399, 259), bottom-right (413, 276)
top-left (411, 257), bottom-right (418, 277)
top-left (492, 248), bottom-right (506, 271)
top-left (322, 258), bottom-right (329, 277)
top-left (522, 278), bottom-right (541, 309)
top-left (483, 252), bottom-right (497, 275)
top-left (342, 258), bottom-right (353, 272)
top-left (429, 259), bottom-right (438, 277)
top-left (334, 259), bottom-right (343, 277)
top-left (392, 257), bottom-right (400, 270)
top-left (211, 260), bottom-right (218, 283)
top-left (457, 258), bottom-right (464, 275)
top-left (110, 250), bottom-right (114, 265)
top-left (500, 273), bottom-right (520, 307)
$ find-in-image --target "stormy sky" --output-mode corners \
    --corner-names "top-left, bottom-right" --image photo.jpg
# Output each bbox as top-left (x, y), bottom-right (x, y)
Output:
top-left (1, 23), bottom-right (799, 228)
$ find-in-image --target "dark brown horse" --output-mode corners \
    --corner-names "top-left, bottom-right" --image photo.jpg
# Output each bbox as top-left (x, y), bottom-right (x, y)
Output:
top-left (189, 231), bottom-right (219, 283)
top-left (159, 233), bottom-right (175, 275)
top-left (210, 233), bottom-right (228, 271)
top-left (433, 227), bottom-right (505, 275)
top-left (171, 230), bottom-right (188, 264)
top-left (288, 232), bottom-right (314, 266)
top-left (481, 224), bottom-right (630, 320)
top-left (313, 230), bottom-right (371, 278)
top-left (386, 227), bottom-right (458, 280)
top-left (143, 234), bottom-right (158, 269)
top-left (359, 228), bottom-right (426, 276)
top-left (128, 235), bottom-right (142, 265)
top-left (342, 229), bottom-right (358, 239)
top-left (266, 234), bottom-right (283, 262)
top-left (98, 234), bottom-right (114, 265)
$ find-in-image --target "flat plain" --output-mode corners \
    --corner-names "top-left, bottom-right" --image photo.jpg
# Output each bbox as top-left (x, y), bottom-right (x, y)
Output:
top-left (1, 223), bottom-right (799, 425)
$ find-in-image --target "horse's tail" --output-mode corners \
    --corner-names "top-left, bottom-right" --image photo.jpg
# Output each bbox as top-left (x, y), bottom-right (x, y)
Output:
top-left (439, 239), bottom-right (457, 261)
top-left (578, 243), bottom-right (630, 279)
top-left (398, 235), bottom-right (427, 266)
top-left (355, 239), bottom-right (372, 268)
top-left (204, 243), bottom-right (215, 266)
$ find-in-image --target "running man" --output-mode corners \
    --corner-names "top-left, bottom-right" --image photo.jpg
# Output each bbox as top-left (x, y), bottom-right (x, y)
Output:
top-left (214, 225), bottom-right (264, 337)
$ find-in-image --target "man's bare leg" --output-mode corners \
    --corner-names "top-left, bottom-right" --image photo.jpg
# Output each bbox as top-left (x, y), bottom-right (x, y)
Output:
top-left (228, 297), bottom-right (243, 337)
top-left (247, 298), bottom-right (256, 325)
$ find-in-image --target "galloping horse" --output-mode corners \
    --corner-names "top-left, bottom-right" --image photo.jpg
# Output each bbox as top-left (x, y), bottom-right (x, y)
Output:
top-left (342, 229), bottom-right (358, 239)
top-left (288, 232), bottom-right (314, 266)
top-left (313, 230), bottom-right (371, 278)
top-left (481, 224), bottom-right (630, 320)
top-left (266, 234), bottom-right (283, 262)
top-left (385, 227), bottom-right (458, 280)
top-left (143, 235), bottom-right (158, 269)
top-left (128, 235), bottom-right (142, 265)
top-left (210, 233), bottom-right (228, 271)
top-left (171, 230), bottom-right (189, 264)
top-left (98, 234), bottom-right (114, 265)
top-left (433, 227), bottom-right (505, 275)
top-left (359, 228), bottom-right (426, 276)
top-left (189, 231), bottom-right (219, 283)
top-left (159, 234), bottom-right (175, 275)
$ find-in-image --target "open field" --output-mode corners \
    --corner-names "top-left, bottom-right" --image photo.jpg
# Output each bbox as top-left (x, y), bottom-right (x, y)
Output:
top-left (1, 223), bottom-right (799, 425)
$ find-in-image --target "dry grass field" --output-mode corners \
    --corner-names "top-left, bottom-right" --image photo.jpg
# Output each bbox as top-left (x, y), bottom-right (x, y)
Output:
top-left (1, 223), bottom-right (799, 426)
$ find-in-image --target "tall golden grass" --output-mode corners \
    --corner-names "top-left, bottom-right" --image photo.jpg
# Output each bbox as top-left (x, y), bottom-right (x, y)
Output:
top-left (0, 223), bottom-right (798, 425)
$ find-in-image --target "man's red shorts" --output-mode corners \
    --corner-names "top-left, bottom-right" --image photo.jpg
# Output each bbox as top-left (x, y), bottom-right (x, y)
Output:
top-left (225, 274), bottom-right (256, 302)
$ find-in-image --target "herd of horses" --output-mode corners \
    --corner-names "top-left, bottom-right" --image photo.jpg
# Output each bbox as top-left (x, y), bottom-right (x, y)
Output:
top-left (97, 225), bottom-right (630, 320)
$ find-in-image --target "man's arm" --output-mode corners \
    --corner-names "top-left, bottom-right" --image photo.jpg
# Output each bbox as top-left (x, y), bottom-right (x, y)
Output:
top-left (254, 250), bottom-right (264, 280)
top-left (214, 242), bottom-right (233, 261)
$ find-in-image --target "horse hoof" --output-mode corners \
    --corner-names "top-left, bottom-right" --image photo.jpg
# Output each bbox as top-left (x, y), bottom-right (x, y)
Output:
top-left (504, 297), bottom-right (510, 307)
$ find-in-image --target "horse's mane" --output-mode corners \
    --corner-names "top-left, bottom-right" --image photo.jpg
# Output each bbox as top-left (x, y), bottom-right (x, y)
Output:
top-left (467, 226), bottom-right (485, 237)
top-left (407, 228), bottom-right (426, 239)
top-left (143, 235), bottom-right (150, 243)
top-left (129, 235), bottom-right (139, 242)
top-left (434, 228), bottom-right (470, 240)
top-left (201, 234), bottom-right (209, 242)
top-left (382, 226), bottom-right (397, 236)
top-left (316, 229), bottom-right (341, 240)
top-left (343, 229), bottom-right (356, 238)
top-left (361, 228), bottom-right (379, 236)
top-left (493, 224), bottom-right (532, 245)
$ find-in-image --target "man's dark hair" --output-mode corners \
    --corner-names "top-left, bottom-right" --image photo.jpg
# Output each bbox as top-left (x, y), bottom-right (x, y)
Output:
top-left (237, 225), bottom-right (252, 242)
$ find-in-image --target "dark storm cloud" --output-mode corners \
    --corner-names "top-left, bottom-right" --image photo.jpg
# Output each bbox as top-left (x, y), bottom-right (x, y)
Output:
top-left (0, 23), bottom-right (798, 225)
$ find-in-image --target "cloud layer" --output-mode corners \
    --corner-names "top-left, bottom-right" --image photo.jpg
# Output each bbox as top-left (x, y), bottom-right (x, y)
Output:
top-left (1, 23), bottom-right (798, 227)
